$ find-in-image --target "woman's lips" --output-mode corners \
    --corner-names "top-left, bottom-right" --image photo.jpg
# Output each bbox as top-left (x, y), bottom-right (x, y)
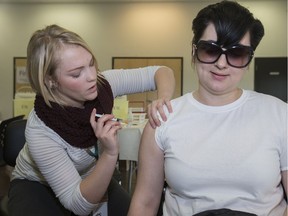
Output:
top-left (211, 71), bottom-right (228, 80)
top-left (88, 84), bottom-right (97, 93)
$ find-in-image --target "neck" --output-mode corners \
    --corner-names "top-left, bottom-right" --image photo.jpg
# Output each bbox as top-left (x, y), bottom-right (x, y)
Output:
top-left (193, 88), bottom-right (243, 106)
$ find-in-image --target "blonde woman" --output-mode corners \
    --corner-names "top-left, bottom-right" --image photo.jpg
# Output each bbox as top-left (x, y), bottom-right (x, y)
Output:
top-left (8, 24), bottom-right (175, 216)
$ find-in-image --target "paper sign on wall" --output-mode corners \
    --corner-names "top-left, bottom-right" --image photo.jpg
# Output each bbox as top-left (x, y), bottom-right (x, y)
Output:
top-left (113, 96), bottom-right (128, 121)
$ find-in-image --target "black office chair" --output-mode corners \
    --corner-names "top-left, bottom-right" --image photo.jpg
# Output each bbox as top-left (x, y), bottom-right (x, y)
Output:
top-left (3, 119), bottom-right (27, 167)
top-left (0, 115), bottom-right (25, 166)
top-left (0, 119), bottom-right (27, 216)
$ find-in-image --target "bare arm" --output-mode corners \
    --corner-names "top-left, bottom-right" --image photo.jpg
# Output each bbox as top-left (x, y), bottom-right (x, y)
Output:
top-left (148, 66), bottom-right (175, 128)
top-left (282, 170), bottom-right (288, 215)
top-left (128, 123), bottom-right (165, 216)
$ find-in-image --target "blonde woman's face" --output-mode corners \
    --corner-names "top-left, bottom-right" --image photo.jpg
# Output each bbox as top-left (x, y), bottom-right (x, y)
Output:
top-left (54, 44), bottom-right (98, 108)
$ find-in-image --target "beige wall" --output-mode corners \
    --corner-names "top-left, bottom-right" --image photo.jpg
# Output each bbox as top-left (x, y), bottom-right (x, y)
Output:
top-left (0, 1), bottom-right (287, 119)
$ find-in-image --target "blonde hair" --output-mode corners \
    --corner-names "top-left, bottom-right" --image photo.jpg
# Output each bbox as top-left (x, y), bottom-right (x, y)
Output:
top-left (27, 24), bottom-right (102, 107)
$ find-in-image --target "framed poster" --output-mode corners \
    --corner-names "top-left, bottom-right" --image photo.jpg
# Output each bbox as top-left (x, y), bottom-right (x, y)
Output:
top-left (14, 57), bottom-right (33, 98)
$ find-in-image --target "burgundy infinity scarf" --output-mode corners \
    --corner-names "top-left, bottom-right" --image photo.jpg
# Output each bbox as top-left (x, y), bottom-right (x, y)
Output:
top-left (34, 78), bottom-right (113, 149)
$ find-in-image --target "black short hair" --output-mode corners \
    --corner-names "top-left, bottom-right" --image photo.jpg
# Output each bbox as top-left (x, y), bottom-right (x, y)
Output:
top-left (192, 0), bottom-right (264, 50)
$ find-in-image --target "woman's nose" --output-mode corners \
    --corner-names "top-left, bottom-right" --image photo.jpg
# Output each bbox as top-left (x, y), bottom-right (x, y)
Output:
top-left (87, 67), bottom-right (97, 81)
top-left (215, 53), bottom-right (228, 68)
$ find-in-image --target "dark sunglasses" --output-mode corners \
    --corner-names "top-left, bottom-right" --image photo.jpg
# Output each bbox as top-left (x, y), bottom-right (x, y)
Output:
top-left (194, 40), bottom-right (254, 68)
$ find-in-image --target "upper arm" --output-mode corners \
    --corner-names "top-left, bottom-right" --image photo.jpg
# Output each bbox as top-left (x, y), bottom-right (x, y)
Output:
top-left (102, 66), bottom-right (160, 97)
top-left (138, 123), bottom-right (165, 195)
top-left (129, 123), bottom-right (164, 215)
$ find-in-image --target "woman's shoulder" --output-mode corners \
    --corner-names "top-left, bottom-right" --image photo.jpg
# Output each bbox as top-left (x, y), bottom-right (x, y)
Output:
top-left (157, 93), bottom-right (192, 123)
top-left (246, 90), bottom-right (287, 107)
top-left (26, 109), bottom-right (46, 130)
top-left (26, 110), bottom-right (67, 146)
top-left (170, 93), bottom-right (193, 109)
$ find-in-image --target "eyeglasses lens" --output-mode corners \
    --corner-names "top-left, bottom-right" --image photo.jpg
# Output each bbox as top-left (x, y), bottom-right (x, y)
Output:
top-left (226, 47), bottom-right (251, 68)
top-left (195, 42), bottom-right (253, 68)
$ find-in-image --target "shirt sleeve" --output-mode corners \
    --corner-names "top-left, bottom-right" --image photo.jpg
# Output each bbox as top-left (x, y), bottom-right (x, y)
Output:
top-left (155, 104), bottom-right (172, 151)
top-left (277, 101), bottom-right (288, 171)
top-left (101, 66), bottom-right (161, 98)
top-left (280, 107), bottom-right (288, 171)
top-left (280, 141), bottom-right (288, 171)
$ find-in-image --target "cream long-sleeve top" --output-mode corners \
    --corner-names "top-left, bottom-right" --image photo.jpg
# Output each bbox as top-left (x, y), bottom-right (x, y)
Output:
top-left (11, 66), bottom-right (160, 215)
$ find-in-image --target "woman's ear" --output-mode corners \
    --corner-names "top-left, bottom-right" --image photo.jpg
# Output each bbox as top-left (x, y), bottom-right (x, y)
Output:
top-left (192, 44), bottom-right (196, 56)
top-left (48, 80), bottom-right (53, 88)
top-left (45, 77), bottom-right (57, 89)
top-left (191, 47), bottom-right (197, 65)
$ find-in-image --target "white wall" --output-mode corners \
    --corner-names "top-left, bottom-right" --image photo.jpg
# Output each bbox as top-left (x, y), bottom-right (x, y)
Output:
top-left (0, 1), bottom-right (287, 119)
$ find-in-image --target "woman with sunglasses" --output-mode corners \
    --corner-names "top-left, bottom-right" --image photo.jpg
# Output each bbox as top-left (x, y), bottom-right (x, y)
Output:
top-left (128, 1), bottom-right (287, 216)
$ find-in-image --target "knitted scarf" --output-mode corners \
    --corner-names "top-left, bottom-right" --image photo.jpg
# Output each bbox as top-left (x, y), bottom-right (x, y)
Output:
top-left (34, 78), bottom-right (113, 149)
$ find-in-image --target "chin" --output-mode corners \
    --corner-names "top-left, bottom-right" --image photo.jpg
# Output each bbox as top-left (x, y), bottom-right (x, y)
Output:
top-left (86, 92), bottom-right (98, 101)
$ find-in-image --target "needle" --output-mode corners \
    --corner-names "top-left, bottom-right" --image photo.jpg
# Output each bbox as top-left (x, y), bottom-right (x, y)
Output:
top-left (95, 114), bottom-right (122, 122)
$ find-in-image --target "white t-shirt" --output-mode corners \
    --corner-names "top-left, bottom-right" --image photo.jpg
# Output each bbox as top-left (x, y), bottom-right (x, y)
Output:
top-left (155, 90), bottom-right (287, 216)
top-left (11, 66), bottom-right (160, 216)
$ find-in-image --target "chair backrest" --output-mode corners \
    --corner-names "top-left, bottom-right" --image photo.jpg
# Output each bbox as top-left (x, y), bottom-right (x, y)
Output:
top-left (118, 128), bottom-right (142, 162)
top-left (0, 115), bottom-right (25, 147)
top-left (3, 119), bottom-right (27, 167)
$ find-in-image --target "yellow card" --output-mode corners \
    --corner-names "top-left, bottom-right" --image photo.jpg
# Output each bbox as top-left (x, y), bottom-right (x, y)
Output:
top-left (113, 96), bottom-right (128, 121)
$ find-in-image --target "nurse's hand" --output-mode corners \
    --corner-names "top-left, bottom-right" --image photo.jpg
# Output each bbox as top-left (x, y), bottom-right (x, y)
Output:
top-left (147, 98), bottom-right (173, 129)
